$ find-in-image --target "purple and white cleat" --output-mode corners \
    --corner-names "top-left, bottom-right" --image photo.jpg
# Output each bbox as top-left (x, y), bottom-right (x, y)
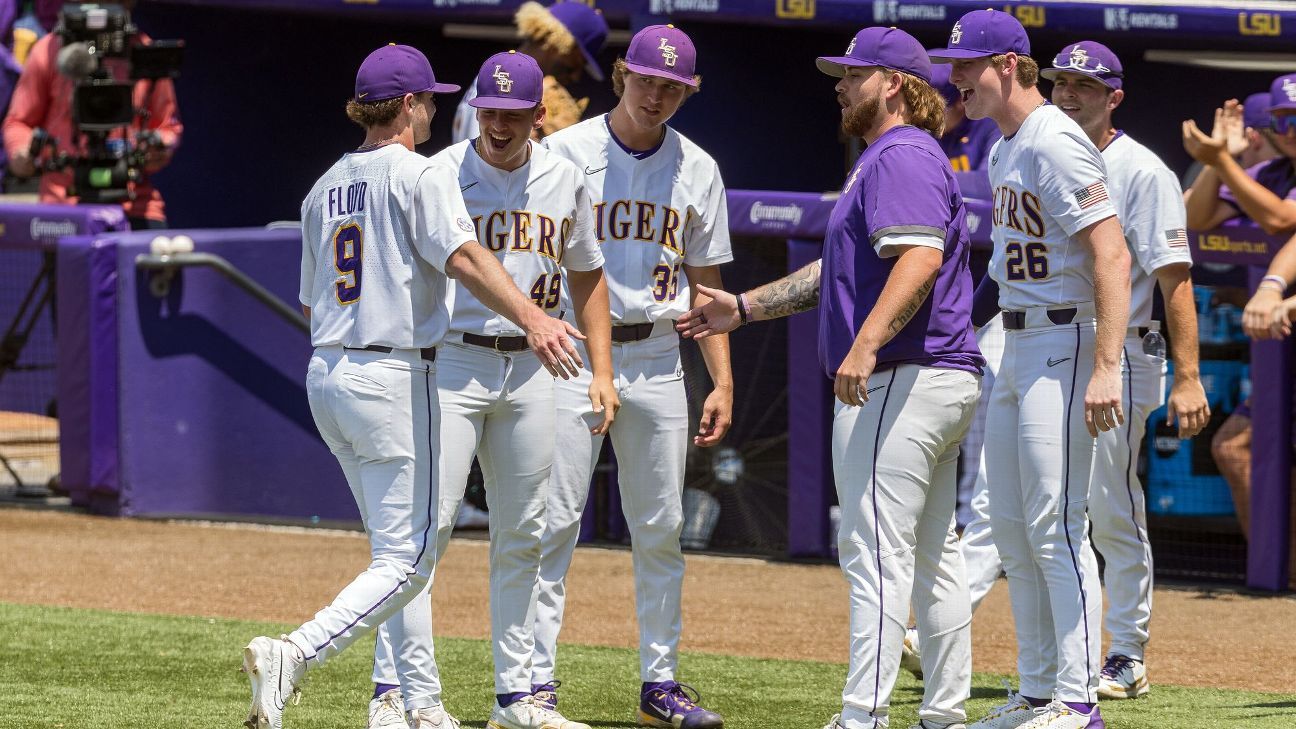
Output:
top-left (637, 681), bottom-right (723, 728)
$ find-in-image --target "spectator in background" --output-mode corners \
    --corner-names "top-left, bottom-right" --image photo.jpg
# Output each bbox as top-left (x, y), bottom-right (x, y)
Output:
top-left (2, 0), bottom-right (181, 229)
top-left (10, 1), bottom-right (60, 64)
top-left (1240, 92), bottom-right (1282, 169)
top-left (1211, 399), bottom-right (1296, 590)
top-left (1183, 73), bottom-right (1296, 237)
top-left (452, 0), bottom-right (607, 143)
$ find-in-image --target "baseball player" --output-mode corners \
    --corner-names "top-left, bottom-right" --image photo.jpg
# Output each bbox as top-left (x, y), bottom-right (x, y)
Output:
top-left (531, 24), bottom-right (734, 729)
top-left (363, 51), bottom-right (615, 729)
top-left (453, 0), bottom-right (608, 143)
top-left (931, 64), bottom-right (999, 174)
top-left (1042, 40), bottom-right (1210, 699)
top-left (930, 10), bottom-right (1132, 729)
top-left (241, 44), bottom-right (582, 729)
top-left (678, 26), bottom-right (984, 729)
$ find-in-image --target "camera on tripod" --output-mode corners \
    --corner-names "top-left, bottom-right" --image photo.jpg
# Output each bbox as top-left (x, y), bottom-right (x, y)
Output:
top-left (27, 3), bottom-right (183, 204)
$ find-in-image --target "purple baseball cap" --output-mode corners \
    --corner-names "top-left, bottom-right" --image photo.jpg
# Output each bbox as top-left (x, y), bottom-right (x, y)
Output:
top-left (930, 64), bottom-right (960, 104)
top-left (1040, 41), bottom-right (1123, 90)
top-left (1244, 92), bottom-right (1272, 129)
top-left (624, 24), bottom-right (698, 88)
top-left (355, 44), bottom-right (459, 102)
top-left (928, 9), bottom-right (1030, 61)
top-left (816, 26), bottom-right (932, 84)
top-left (547, 0), bottom-right (609, 81)
top-left (1269, 73), bottom-right (1296, 113)
top-left (470, 51), bottom-right (544, 109)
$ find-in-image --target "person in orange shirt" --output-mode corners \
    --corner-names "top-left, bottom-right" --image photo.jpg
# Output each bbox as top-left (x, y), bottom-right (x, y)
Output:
top-left (2, 2), bottom-right (181, 229)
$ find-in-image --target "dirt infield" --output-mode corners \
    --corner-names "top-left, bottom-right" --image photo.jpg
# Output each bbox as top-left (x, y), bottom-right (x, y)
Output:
top-left (2, 508), bottom-right (1293, 692)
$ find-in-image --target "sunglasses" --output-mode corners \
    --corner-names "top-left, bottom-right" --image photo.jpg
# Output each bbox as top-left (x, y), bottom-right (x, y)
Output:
top-left (1051, 53), bottom-right (1122, 77)
top-left (1272, 114), bottom-right (1296, 135)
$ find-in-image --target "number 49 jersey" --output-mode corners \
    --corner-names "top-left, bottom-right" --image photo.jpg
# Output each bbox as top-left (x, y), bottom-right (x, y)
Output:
top-left (299, 145), bottom-right (477, 349)
top-left (542, 115), bottom-right (733, 325)
top-left (987, 105), bottom-right (1118, 310)
top-left (430, 139), bottom-right (604, 336)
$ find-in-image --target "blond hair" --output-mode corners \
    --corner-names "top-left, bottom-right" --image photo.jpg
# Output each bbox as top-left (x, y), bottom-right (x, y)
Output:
top-left (345, 96), bottom-right (406, 128)
top-left (900, 72), bottom-right (946, 137)
top-left (515, 1), bottom-right (577, 55)
top-left (610, 58), bottom-right (702, 99)
top-left (990, 53), bottom-right (1039, 88)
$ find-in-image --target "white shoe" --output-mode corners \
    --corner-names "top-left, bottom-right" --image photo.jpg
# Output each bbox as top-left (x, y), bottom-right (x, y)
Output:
top-left (968, 683), bottom-right (1036, 729)
top-left (241, 636), bottom-right (306, 729)
top-left (407, 704), bottom-right (462, 729)
top-left (822, 714), bottom-right (844, 729)
top-left (909, 722), bottom-right (967, 729)
top-left (1015, 701), bottom-right (1101, 729)
top-left (1096, 653), bottom-right (1148, 699)
top-left (901, 627), bottom-right (923, 680)
top-left (368, 689), bottom-right (407, 729)
top-left (488, 695), bottom-right (590, 729)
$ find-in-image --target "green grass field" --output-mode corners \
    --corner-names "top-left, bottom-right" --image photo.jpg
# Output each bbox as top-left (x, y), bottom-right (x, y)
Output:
top-left (2, 601), bottom-right (1292, 728)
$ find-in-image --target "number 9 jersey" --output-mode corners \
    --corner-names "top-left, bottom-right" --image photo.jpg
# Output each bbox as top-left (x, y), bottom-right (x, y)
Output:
top-left (429, 139), bottom-right (604, 335)
top-left (542, 115), bottom-right (733, 324)
top-left (987, 105), bottom-right (1117, 310)
top-left (299, 145), bottom-right (478, 348)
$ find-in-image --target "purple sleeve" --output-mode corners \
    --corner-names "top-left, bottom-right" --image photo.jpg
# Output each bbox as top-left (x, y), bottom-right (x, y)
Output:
top-left (861, 143), bottom-right (952, 246)
top-left (1218, 161), bottom-right (1266, 207)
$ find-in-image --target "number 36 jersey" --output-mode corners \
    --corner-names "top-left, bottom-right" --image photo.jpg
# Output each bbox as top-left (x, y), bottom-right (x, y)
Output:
top-left (987, 104), bottom-right (1117, 311)
top-left (299, 145), bottom-right (477, 349)
top-left (543, 115), bottom-right (734, 325)
top-left (429, 139), bottom-right (604, 336)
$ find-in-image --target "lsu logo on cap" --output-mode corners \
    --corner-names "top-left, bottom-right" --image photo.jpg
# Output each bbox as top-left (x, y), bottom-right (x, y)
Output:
top-left (493, 65), bottom-right (513, 93)
top-left (845, 37), bottom-right (856, 55)
top-left (950, 20), bottom-right (963, 44)
top-left (658, 37), bottom-right (678, 67)
top-left (1284, 77), bottom-right (1296, 101)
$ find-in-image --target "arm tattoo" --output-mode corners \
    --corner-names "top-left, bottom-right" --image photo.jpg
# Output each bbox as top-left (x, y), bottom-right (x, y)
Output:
top-left (750, 261), bottom-right (821, 319)
top-left (887, 272), bottom-right (937, 336)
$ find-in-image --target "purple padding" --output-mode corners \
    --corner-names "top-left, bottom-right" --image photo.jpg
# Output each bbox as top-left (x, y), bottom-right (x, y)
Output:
top-left (1246, 265), bottom-right (1293, 591)
top-left (108, 228), bottom-right (356, 521)
top-left (786, 239), bottom-right (833, 558)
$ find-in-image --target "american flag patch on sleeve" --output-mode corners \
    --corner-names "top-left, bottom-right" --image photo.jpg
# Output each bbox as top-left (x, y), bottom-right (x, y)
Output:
top-left (1166, 228), bottom-right (1188, 248)
top-left (1074, 181), bottom-right (1109, 209)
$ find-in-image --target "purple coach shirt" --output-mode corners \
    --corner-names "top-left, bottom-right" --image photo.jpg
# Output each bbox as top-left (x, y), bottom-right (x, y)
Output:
top-left (818, 124), bottom-right (984, 380)
top-left (1220, 157), bottom-right (1296, 210)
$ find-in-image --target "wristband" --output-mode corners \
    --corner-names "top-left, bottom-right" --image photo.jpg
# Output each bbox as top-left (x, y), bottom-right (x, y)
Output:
top-left (737, 293), bottom-right (751, 325)
top-left (1260, 274), bottom-right (1288, 292)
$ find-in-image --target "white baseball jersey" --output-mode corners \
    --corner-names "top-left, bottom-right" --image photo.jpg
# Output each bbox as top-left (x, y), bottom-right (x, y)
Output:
top-left (542, 115), bottom-right (734, 324)
top-left (299, 145), bottom-right (476, 348)
top-left (452, 85), bottom-right (480, 144)
top-left (430, 139), bottom-right (604, 336)
top-left (1101, 133), bottom-right (1192, 327)
top-left (987, 105), bottom-right (1118, 310)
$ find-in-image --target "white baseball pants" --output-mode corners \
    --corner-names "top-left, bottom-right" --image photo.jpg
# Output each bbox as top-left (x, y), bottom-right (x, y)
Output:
top-left (289, 346), bottom-right (442, 711)
top-left (834, 365), bottom-right (981, 729)
top-left (984, 320), bottom-right (1106, 704)
top-left (960, 318), bottom-right (1006, 613)
top-left (372, 340), bottom-right (555, 697)
top-left (532, 323), bottom-right (688, 684)
top-left (1089, 337), bottom-right (1163, 661)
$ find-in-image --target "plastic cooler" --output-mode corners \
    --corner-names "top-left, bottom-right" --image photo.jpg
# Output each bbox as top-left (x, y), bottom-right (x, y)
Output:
top-left (1145, 359), bottom-right (1243, 516)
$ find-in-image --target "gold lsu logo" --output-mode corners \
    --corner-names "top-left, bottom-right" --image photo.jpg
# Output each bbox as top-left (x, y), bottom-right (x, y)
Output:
top-left (493, 65), bottom-right (513, 93)
top-left (1002, 4), bottom-right (1046, 28)
top-left (775, 0), bottom-right (815, 20)
top-left (658, 37), bottom-right (678, 67)
top-left (1239, 11), bottom-right (1281, 36)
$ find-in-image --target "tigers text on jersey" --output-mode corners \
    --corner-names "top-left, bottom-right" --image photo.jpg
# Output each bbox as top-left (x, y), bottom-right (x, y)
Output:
top-left (1102, 133), bottom-right (1192, 328)
top-left (987, 104), bottom-right (1118, 311)
top-left (429, 139), bottom-right (604, 336)
top-left (542, 115), bottom-right (733, 325)
top-left (299, 144), bottom-right (476, 348)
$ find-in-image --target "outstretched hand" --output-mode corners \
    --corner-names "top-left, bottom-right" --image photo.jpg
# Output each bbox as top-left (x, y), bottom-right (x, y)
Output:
top-left (676, 284), bottom-right (742, 339)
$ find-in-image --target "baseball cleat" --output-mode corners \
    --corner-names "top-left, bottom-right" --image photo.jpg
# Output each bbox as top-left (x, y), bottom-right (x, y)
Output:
top-left (488, 695), bottom-right (588, 729)
top-left (1014, 701), bottom-right (1104, 729)
top-left (967, 683), bottom-right (1036, 729)
top-left (367, 688), bottom-right (407, 729)
top-left (821, 714), bottom-right (845, 729)
top-left (241, 635), bottom-right (306, 729)
top-left (1096, 654), bottom-right (1148, 699)
top-left (908, 722), bottom-right (967, 729)
top-left (531, 680), bottom-right (562, 710)
top-left (407, 704), bottom-right (461, 729)
top-left (638, 681), bottom-right (723, 728)
top-left (901, 626), bottom-right (924, 680)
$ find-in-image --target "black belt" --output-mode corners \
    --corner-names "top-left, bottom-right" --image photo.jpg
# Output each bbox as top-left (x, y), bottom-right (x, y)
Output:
top-left (345, 344), bottom-right (436, 361)
top-left (461, 332), bottom-right (530, 352)
top-left (612, 322), bottom-right (658, 343)
top-left (1001, 308), bottom-right (1078, 329)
